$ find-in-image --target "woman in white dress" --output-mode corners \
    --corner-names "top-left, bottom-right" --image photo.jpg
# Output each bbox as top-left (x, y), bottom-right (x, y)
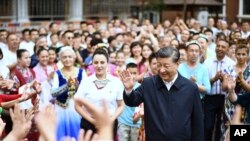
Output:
top-left (75, 47), bottom-right (125, 139)
top-left (51, 46), bottom-right (86, 140)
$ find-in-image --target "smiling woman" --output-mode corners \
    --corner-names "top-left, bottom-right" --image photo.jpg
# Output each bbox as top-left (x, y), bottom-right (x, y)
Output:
top-left (50, 46), bottom-right (87, 140)
top-left (75, 48), bottom-right (125, 140)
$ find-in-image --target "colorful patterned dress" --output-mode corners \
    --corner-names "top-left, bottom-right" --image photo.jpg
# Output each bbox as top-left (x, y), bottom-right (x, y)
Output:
top-left (222, 65), bottom-right (250, 141)
top-left (51, 68), bottom-right (85, 141)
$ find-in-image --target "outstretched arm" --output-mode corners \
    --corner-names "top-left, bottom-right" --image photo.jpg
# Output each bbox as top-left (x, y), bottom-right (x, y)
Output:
top-left (74, 98), bottom-right (113, 140)
top-left (74, 98), bottom-right (96, 124)
top-left (120, 70), bottom-right (144, 107)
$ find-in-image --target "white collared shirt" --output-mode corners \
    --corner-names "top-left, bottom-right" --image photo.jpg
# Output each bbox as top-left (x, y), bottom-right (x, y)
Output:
top-left (204, 56), bottom-right (236, 95)
top-left (164, 73), bottom-right (178, 91)
top-left (19, 41), bottom-right (35, 55)
top-left (75, 74), bottom-right (124, 115)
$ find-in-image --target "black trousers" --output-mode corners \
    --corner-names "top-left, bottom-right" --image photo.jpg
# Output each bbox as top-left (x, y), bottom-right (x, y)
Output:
top-left (80, 117), bottom-right (118, 139)
top-left (204, 95), bottom-right (225, 141)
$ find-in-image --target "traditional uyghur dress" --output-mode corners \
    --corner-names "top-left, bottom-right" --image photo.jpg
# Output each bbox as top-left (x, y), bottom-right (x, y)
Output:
top-left (51, 68), bottom-right (85, 141)
top-left (222, 65), bottom-right (250, 140)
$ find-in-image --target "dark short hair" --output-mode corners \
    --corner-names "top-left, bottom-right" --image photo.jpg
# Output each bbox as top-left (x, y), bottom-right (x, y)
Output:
top-left (149, 52), bottom-right (157, 64)
top-left (93, 48), bottom-right (109, 62)
top-left (22, 28), bottom-right (30, 35)
top-left (17, 49), bottom-right (29, 59)
top-left (30, 28), bottom-right (38, 35)
top-left (130, 41), bottom-right (141, 50)
top-left (80, 21), bottom-right (87, 25)
top-left (156, 47), bottom-right (180, 63)
top-left (90, 38), bottom-right (103, 47)
top-left (108, 36), bottom-right (116, 44)
top-left (204, 28), bottom-right (213, 34)
top-left (37, 48), bottom-right (48, 56)
top-left (236, 44), bottom-right (249, 54)
top-left (126, 62), bottom-right (137, 70)
top-left (49, 22), bottom-right (57, 29)
top-left (0, 29), bottom-right (7, 33)
top-left (62, 30), bottom-right (73, 38)
top-left (50, 33), bottom-right (58, 38)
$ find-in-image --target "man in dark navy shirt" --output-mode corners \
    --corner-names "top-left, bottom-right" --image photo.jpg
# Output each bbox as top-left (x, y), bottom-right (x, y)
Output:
top-left (120, 47), bottom-right (204, 141)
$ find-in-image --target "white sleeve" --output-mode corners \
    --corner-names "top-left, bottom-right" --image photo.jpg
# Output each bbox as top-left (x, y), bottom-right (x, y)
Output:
top-left (51, 73), bottom-right (59, 90)
top-left (81, 69), bottom-right (87, 79)
top-left (116, 79), bottom-right (124, 100)
top-left (75, 76), bottom-right (87, 98)
top-left (18, 84), bottom-right (33, 109)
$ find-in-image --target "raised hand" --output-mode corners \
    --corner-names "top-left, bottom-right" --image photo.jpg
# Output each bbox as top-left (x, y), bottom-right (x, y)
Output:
top-left (227, 75), bottom-right (236, 93)
top-left (237, 71), bottom-right (244, 82)
top-left (33, 82), bottom-right (41, 94)
top-left (77, 129), bottom-right (98, 141)
top-left (74, 98), bottom-right (113, 140)
top-left (226, 75), bottom-right (238, 102)
top-left (18, 86), bottom-right (29, 102)
top-left (0, 79), bottom-right (15, 90)
top-left (190, 75), bottom-right (197, 83)
top-left (119, 70), bottom-right (134, 91)
top-left (214, 70), bottom-right (223, 82)
top-left (35, 105), bottom-right (57, 141)
top-left (5, 104), bottom-right (33, 140)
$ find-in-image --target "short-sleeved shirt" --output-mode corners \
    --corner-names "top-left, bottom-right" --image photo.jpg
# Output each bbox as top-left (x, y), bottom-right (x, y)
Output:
top-left (75, 73), bottom-right (124, 115)
top-left (178, 62), bottom-right (211, 98)
top-left (204, 56), bottom-right (236, 95)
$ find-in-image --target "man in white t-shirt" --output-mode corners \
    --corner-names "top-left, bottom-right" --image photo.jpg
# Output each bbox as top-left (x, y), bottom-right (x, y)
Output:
top-left (0, 29), bottom-right (8, 52)
top-left (47, 22), bottom-right (59, 46)
top-left (19, 28), bottom-right (35, 55)
top-left (2, 33), bottom-right (19, 70)
top-left (241, 21), bottom-right (250, 39)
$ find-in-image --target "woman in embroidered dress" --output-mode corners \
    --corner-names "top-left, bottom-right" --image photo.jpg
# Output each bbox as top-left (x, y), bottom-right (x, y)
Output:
top-left (222, 44), bottom-right (250, 140)
top-left (51, 46), bottom-right (86, 140)
top-left (75, 48), bottom-right (125, 139)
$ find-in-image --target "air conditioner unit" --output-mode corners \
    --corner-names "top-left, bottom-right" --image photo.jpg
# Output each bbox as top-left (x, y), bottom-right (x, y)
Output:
top-left (197, 11), bottom-right (208, 26)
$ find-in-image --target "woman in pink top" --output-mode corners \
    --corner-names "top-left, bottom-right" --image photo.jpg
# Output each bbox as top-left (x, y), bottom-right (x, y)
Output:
top-left (137, 43), bottom-right (154, 81)
top-left (48, 47), bottom-right (58, 72)
top-left (33, 48), bottom-right (54, 83)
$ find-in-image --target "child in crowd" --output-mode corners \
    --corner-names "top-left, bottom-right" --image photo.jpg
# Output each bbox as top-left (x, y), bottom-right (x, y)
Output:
top-left (118, 63), bottom-right (141, 141)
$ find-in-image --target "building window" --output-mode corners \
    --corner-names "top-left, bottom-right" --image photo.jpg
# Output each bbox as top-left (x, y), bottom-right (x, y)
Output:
top-left (84, 0), bottom-right (131, 19)
top-left (208, 0), bottom-right (226, 18)
top-left (243, 0), bottom-right (250, 15)
top-left (29, 0), bottom-right (69, 21)
top-left (238, 0), bottom-right (250, 21)
top-left (0, 0), bottom-right (13, 18)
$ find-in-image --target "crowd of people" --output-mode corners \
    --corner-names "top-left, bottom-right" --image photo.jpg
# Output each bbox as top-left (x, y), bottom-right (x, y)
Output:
top-left (0, 16), bottom-right (250, 141)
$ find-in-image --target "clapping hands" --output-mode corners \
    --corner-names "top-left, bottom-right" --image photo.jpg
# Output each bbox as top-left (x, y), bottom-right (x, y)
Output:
top-left (35, 105), bottom-right (57, 141)
top-left (3, 105), bottom-right (34, 141)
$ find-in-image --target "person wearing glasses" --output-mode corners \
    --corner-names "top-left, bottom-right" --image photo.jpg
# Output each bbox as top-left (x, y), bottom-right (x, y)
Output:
top-left (120, 47), bottom-right (204, 141)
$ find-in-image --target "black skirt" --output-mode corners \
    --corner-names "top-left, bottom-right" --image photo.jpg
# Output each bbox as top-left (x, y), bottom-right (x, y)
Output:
top-left (80, 117), bottom-right (118, 139)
